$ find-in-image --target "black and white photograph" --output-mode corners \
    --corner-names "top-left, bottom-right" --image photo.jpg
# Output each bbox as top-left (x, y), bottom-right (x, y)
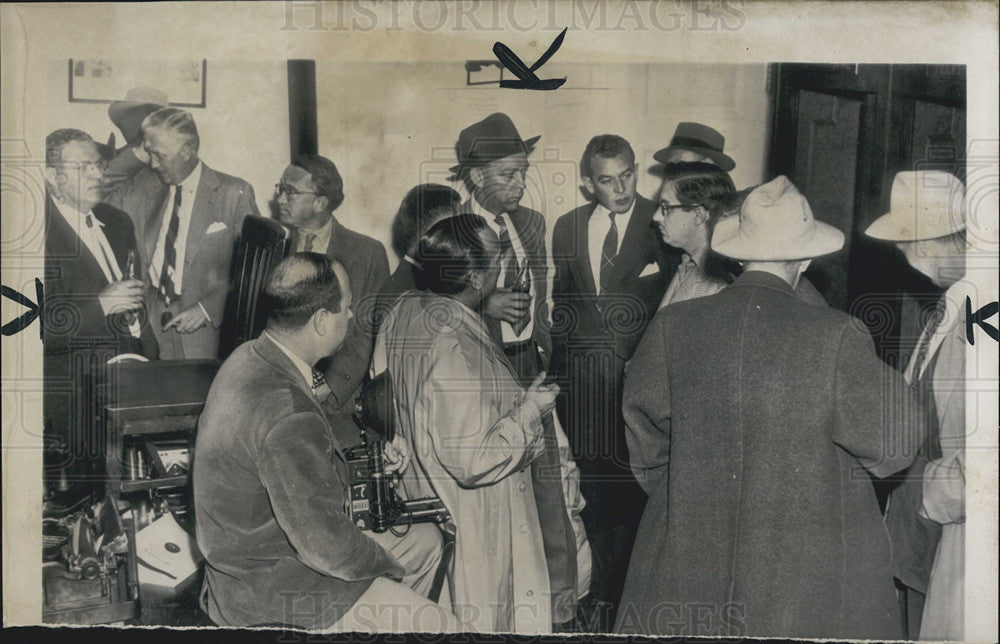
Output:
top-left (2, 1), bottom-right (997, 641)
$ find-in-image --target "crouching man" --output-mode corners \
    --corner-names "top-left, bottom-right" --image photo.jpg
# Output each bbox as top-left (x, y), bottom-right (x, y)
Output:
top-left (193, 252), bottom-right (458, 632)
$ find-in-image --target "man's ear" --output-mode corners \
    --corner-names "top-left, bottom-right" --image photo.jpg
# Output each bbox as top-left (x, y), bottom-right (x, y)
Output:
top-left (43, 166), bottom-right (60, 190)
top-left (311, 309), bottom-right (328, 335)
top-left (581, 175), bottom-right (595, 196)
top-left (693, 206), bottom-right (709, 226)
top-left (469, 166), bottom-right (485, 190)
top-left (313, 194), bottom-right (330, 215)
top-left (468, 270), bottom-right (484, 292)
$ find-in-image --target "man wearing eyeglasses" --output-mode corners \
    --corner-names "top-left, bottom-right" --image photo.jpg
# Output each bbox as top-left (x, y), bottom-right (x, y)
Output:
top-left (549, 134), bottom-right (679, 630)
top-left (105, 107), bottom-right (260, 360)
top-left (274, 154), bottom-right (389, 448)
top-left (43, 128), bottom-right (158, 502)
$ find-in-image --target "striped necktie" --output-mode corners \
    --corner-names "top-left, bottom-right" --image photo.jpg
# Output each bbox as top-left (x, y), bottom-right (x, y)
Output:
top-left (159, 187), bottom-right (182, 303)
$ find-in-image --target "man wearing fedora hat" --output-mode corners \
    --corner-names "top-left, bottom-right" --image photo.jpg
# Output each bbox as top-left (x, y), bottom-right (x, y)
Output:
top-left (616, 176), bottom-right (925, 638)
top-left (653, 122), bottom-right (736, 172)
top-left (451, 112), bottom-right (581, 628)
top-left (866, 170), bottom-right (970, 641)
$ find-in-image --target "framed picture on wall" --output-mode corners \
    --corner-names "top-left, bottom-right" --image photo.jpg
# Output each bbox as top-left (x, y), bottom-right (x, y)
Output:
top-left (68, 59), bottom-right (207, 107)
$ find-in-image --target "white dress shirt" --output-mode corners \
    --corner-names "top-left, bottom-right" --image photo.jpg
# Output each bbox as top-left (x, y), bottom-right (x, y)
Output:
top-left (53, 199), bottom-right (142, 337)
top-left (294, 217), bottom-right (334, 254)
top-left (470, 196), bottom-right (534, 343)
top-left (53, 199), bottom-right (123, 284)
top-left (587, 199), bottom-right (634, 291)
top-left (149, 160), bottom-right (203, 296)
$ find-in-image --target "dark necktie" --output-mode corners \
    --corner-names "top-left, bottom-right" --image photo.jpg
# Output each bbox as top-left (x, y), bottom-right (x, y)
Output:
top-left (159, 187), bottom-right (182, 303)
top-left (304, 233), bottom-right (316, 252)
top-left (85, 214), bottom-right (119, 281)
top-left (599, 212), bottom-right (618, 293)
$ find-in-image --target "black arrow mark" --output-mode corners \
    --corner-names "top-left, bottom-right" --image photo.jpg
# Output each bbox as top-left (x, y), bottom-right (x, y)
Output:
top-left (493, 27), bottom-right (567, 91)
top-left (1, 278), bottom-right (44, 340)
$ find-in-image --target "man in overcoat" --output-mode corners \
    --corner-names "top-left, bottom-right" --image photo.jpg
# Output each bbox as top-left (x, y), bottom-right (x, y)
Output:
top-left (865, 170), bottom-right (970, 641)
top-left (617, 176), bottom-right (925, 639)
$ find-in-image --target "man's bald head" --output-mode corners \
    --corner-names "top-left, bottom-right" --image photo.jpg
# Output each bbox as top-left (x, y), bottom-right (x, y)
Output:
top-left (264, 252), bottom-right (348, 332)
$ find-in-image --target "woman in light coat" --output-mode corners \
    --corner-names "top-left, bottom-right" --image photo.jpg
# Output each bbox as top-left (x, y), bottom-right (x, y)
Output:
top-left (377, 214), bottom-right (559, 633)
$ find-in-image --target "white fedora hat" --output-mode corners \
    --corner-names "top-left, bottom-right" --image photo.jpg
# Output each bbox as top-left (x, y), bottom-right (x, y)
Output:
top-left (865, 171), bottom-right (966, 241)
top-left (711, 175), bottom-right (844, 261)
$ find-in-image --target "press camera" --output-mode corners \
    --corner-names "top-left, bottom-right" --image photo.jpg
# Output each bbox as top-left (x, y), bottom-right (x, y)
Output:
top-left (344, 370), bottom-right (449, 533)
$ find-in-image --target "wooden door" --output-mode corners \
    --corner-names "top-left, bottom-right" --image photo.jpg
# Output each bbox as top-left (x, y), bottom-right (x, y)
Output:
top-left (769, 63), bottom-right (966, 367)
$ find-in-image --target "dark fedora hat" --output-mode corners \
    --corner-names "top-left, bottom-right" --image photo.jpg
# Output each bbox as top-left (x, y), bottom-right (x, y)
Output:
top-left (653, 122), bottom-right (735, 171)
top-left (108, 87), bottom-right (169, 145)
top-left (449, 113), bottom-right (540, 174)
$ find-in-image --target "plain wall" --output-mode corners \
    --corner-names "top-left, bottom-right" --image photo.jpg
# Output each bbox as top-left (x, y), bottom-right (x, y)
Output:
top-left (316, 61), bottom-right (770, 263)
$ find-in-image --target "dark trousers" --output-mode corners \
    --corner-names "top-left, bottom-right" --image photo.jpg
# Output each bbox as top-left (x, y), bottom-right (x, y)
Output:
top-left (576, 463), bottom-right (646, 631)
top-left (503, 340), bottom-right (580, 625)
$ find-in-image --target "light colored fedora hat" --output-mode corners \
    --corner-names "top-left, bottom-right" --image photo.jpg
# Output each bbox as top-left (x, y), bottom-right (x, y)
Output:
top-left (712, 175), bottom-right (844, 260)
top-left (108, 87), bottom-right (169, 143)
top-left (864, 171), bottom-right (966, 241)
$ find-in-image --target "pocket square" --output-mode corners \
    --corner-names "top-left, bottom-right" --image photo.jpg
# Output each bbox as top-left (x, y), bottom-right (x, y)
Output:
top-left (205, 222), bottom-right (228, 235)
top-left (638, 262), bottom-right (659, 278)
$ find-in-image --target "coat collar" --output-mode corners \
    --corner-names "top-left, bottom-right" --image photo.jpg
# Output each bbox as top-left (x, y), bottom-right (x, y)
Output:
top-left (728, 270), bottom-right (796, 296)
top-left (250, 332), bottom-right (353, 460)
top-left (396, 291), bottom-right (518, 378)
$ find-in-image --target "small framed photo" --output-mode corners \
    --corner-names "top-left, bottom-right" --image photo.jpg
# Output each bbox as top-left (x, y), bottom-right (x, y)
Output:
top-left (68, 59), bottom-right (207, 107)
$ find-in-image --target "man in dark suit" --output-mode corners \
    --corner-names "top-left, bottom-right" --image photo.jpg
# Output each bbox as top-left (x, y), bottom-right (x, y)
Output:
top-left (273, 154), bottom-right (389, 448)
top-left (43, 128), bottom-right (158, 500)
top-left (452, 113), bottom-right (580, 627)
top-left (550, 134), bottom-right (678, 630)
top-left (617, 176), bottom-right (923, 638)
top-left (105, 107), bottom-right (260, 359)
top-left (194, 253), bottom-right (455, 631)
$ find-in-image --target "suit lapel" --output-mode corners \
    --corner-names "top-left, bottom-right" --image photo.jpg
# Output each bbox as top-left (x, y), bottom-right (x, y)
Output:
top-left (570, 204), bottom-right (599, 295)
top-left (143, 183), bottom-right (170, 266)
top-left (46, 197), bottom-right (112, 286)
top-left (183, 164), bottom-right (221, 269)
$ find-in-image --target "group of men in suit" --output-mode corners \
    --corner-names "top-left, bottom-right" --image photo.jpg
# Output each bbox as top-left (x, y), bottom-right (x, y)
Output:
top-left (43, 99), bottom-right (969, 638)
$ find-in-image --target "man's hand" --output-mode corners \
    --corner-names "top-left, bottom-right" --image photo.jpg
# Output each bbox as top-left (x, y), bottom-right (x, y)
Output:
top-left (523, 371), bottom-right (559, 417)
top-left (383, 435), bottom-right (411, 475)
top-left (98, 279), bottom-right (145, 316)
top-left (483, 288), bottom-right (531, 324)
top-left (130, 144), bottom-right (151, 165)
top-left (163, 304), bottom-right (209, 334)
